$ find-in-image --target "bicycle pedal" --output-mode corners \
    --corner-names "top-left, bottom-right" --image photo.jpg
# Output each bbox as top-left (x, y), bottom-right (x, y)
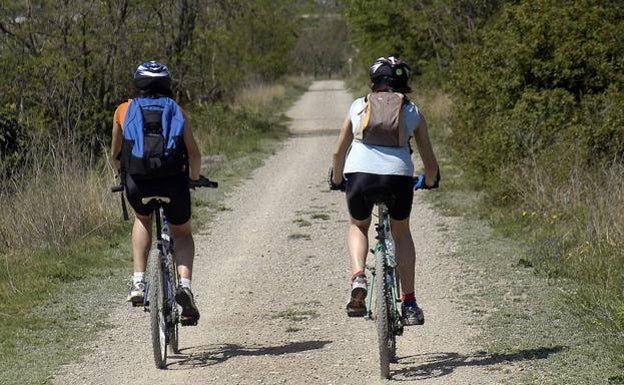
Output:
top-left (180, 319), bottom-right (198, 326)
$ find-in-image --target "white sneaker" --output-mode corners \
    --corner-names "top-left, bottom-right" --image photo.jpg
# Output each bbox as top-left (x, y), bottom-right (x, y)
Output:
top-left (127, 281), bottom-right (145, 307)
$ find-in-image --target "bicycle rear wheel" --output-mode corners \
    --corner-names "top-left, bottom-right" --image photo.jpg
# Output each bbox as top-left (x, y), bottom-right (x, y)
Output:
top-left (375, 248), bottom-right (392, 379)
top-left (148, 249), bottom-right (167, 369)
top-left (167, 256), bottom-right (179, 354)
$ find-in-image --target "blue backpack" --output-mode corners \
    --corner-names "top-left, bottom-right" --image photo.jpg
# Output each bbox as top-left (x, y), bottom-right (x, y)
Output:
top-left (120, 97), bottom-right (187, 179)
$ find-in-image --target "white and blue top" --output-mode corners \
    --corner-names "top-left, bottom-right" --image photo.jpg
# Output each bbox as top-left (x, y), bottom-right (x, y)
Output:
top-left (343, 96), bottom-right (421, 177)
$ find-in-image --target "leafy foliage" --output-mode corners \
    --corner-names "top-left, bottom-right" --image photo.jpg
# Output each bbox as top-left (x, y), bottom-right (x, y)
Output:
top-left (451, 0), bottom-right (624, 181)
top-left (0, 0), bottom-right (300, 154)
top-left (345, 0), bottom-right (504, 83)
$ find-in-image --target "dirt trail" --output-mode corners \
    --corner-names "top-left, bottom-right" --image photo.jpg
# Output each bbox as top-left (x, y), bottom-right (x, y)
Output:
top-left (53, 81), bottom-right (507, 384)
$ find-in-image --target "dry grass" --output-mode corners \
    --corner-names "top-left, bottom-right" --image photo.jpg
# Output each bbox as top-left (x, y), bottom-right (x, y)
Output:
top-left (233, 82), bottom-right (287, 113)
top-left (0, 135), bottom-right (117, 253)
top-left (512, 161), bottom-right (624, 248)
top-left (509, 161), bottom-right (624, 356)
top-left (417, 92), bottom-right (452, 134)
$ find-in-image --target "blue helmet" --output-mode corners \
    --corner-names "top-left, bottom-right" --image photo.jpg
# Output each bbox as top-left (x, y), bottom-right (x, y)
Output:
top-left (369, 56), bottom-right (411, 93)
top-left (133, 61), bottom-right (171, 92)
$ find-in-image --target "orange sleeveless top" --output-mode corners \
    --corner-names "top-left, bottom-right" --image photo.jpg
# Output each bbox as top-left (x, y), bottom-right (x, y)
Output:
top-left (114, 99), bottom-right (132, 131)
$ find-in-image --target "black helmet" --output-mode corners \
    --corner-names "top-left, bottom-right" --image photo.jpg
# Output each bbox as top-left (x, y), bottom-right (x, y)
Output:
top-left (369, 56), bottom-right (411, 93)
top-left (133, 61), bottom-right (172, 92)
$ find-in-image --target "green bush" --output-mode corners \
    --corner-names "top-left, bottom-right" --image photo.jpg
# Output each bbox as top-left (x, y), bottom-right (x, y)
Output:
top-left (345, 0), bottom-right (505, 85)
top-left (451, 0), bottom-right (624, 182)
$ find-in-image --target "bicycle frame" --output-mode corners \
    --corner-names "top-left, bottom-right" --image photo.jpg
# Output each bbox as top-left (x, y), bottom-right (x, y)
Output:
top-left (144, 207), bottom-right (178, 312)
top-left (365, 204), bottom-right (403, 329)
top-left (154, 208), bottom-right (179, 314)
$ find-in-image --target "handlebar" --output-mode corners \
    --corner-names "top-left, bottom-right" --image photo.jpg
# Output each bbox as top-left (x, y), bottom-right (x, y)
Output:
top-left (327, 170), bottom-right (439, 192)
top-left (110, 175), bottom-right (219, 194)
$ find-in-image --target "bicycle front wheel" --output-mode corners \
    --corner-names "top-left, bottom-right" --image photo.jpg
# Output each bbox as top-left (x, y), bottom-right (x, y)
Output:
top-left (375, 248), bottom-right (392, 379)
top-left (148, 249), bottom-right (167, 369)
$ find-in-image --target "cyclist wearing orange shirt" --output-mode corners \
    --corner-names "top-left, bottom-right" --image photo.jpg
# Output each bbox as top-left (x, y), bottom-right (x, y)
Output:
top-left (110, 61), bottom-right (203, 325)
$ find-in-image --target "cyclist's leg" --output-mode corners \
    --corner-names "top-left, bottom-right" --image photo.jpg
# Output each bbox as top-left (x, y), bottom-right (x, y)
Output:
top-left (161, 174), bottom-right (193, 281)
top-left (345, 172), bottom-right (375, 275)
top-left (389, 218), bottom-right (415, 295)
top-left (345, 173), bottom-right (376, 316)
top-left (132, 213), bottom-right (153, 273)
top-left (125, 175), bottom-right (155, 303)
top-left (170, 220), bottom-right (200, 324)
top-left (385, 174), bottom-right (416, 294)
top-left (163, 181), bottom-right (199, 324)
top-left (169, 220), bottom-right (194, 281)
top-left (346, 216), bottom-right (371, 316)
top-left (387, 175), bottom-right (424, 325)
top-left (390, 219), bottom-right (424, 325)
top-left (348, 216), bottom-right (372, 275)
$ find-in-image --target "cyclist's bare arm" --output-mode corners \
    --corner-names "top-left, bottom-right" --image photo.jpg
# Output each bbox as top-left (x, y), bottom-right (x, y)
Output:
top-left (332, 114), bottom-right (354, 184)
top-left (110, 116), bottom-right (123, 172)
top-left (413, 113), bottom-right (439, 187)
top-left (182, 113), bottom-right (202, 181)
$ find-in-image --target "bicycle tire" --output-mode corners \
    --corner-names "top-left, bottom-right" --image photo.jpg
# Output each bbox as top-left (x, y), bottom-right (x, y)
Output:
top-left (375, 247), bottom-right (392, 379)
top-left (148, 249), bottom-right (167, 369)
top-left (167, 254), bottom-right (179, 354)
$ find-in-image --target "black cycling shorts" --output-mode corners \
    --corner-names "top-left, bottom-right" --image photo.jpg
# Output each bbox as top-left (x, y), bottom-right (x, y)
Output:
top-left (125, 174), bottom-right (191, 225)
top-left (345, 172), bottom-right (414, 221)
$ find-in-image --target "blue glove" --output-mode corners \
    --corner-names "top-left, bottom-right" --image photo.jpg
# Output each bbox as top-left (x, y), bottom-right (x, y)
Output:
top-left (414, 171), bottom-right (440, 190)
top-left (414, 174), bottom-right (427, 190)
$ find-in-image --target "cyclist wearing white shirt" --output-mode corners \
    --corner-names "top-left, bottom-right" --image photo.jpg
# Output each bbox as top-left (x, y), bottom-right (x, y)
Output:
top-left (331, 56), bottom-right (439, 325)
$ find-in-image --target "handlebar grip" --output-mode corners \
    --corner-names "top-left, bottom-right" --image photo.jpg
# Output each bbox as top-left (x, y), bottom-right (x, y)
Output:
top-left (111, 185), bottom-right (124, 193)
top-left (190, 175), bottom-right (219, 189)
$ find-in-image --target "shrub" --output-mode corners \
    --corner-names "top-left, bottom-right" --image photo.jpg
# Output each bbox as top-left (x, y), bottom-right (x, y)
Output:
top-left (451, 0), bottom-right (624, 182)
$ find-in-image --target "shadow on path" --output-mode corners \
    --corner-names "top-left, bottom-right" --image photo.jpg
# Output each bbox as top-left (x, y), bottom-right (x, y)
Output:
top-left (392, 346), bottom-right (566, 381)
top-left (166, 340), bottom-right (332, 369)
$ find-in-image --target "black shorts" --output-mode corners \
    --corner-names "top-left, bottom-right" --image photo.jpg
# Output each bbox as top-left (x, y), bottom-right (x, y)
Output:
top-left (125, 174), bottom-right (191, 225)
top-left (345, 172), bottom-right (414, 221)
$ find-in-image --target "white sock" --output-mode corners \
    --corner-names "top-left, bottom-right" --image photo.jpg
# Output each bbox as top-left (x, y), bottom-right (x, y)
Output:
top-left (180, 278), bottom-right (192, 290)
top-left (133, 272), bottom-right (145, 284)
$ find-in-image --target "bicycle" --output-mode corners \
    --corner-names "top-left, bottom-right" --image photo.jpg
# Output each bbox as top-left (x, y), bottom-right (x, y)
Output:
top-left (329, 170), bottom-right (438, 379)
top-left (112, 175), bottom-right (218, 369)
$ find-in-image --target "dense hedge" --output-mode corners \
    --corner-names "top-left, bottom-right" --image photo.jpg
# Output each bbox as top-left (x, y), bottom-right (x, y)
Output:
top-left (450, 0), bottom-right (624, 185)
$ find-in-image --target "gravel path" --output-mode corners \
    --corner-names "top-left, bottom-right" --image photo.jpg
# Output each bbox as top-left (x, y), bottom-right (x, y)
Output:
top-left (52, 81), bottom-right (506, 384)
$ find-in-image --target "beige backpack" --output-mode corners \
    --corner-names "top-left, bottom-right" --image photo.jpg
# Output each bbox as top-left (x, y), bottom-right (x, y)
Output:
top-left (354, 92), bottom-right (409, 147)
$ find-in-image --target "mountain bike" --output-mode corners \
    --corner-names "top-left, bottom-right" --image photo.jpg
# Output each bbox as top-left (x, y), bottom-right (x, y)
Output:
top-left (111, 175), bottom-right (217, 369)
